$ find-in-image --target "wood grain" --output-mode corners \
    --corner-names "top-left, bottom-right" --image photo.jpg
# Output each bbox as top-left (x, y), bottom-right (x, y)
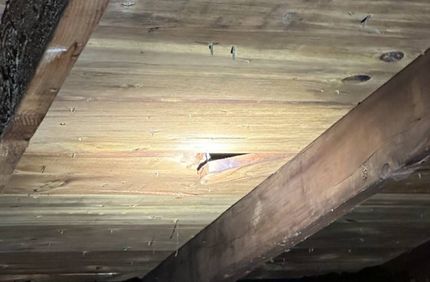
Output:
top-left (140, 50), bottom-right (430, 282)
top-left (1, 0), bottom-right (430, 281)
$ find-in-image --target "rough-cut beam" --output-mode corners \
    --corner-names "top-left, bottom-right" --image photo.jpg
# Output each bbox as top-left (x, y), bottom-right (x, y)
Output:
top-left (0, 0), bottom-right (109, 190)
top-left (141, 50), bottom-right (430, 282)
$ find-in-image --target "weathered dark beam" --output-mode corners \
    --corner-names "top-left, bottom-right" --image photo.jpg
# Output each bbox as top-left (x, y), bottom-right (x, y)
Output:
top-left (140, 50), bottom-right (430, 282)
top-left (0, 0), bottom-right (109, 190)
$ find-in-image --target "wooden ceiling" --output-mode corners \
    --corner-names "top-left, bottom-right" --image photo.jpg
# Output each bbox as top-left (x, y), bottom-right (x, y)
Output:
top-left (0, 0), bottom-right (429, 281)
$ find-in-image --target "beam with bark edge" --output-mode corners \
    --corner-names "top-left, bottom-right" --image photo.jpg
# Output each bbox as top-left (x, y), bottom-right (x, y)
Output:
top-left (0, 0), bottom-right (109, 190)
top-left (140, 49), bottom-right (430, 282)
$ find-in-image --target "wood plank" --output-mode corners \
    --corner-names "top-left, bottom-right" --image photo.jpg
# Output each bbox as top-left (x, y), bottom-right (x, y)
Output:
top-left (2, 191), bottom-right (430, 280)
top-left (140, 50), bottom-right (430, 282)
top-left (0, 251), bottom-right (167, 277)
top-left (2, 0), bottom-right (430, 280)
top-left (0, 0), bottom-right (109, 191)
top-left (0, 194), bottom-right (230, 281)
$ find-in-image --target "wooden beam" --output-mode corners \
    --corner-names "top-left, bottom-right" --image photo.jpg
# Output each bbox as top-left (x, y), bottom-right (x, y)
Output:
top-left (0, 0), bottom-right (109, 190)
top-left (140, 50), bottom-right (430, 282)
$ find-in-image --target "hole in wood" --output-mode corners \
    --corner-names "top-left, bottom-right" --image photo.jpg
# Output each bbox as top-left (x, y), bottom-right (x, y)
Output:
top-left (380, 51), bottom-right (404, 63)
top-left (197, 153), bottom-right (246, 172)
top-left (195, 152), bottom-right (292, 185)
top-left (360, 15), bottom-right (371, 25)
top-left (342, 74), bottom-right (371, 84)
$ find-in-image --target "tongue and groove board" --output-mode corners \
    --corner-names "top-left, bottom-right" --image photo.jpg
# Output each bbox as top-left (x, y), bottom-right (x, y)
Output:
top-left (1, 0), bottom-right (430, 281)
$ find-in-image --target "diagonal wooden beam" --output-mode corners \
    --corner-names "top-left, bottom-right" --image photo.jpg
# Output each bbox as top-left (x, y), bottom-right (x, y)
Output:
top-left (140, 50), bottom-right (430, 282)
top-left (0, 0), bottom-right (109, 190)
